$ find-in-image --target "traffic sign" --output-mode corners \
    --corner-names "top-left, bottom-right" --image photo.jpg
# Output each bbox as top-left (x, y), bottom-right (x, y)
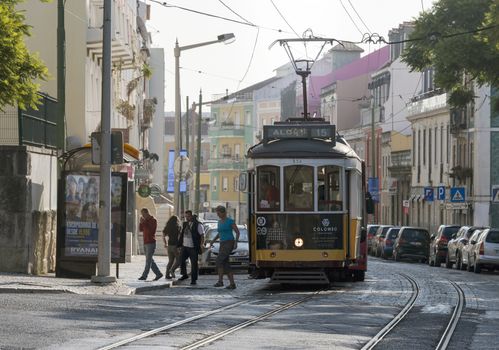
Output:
top-left (450, 187), bottom-right (465, 202)
top-left (149, 184), bottom-right (162, 197)
top-left (424, 187), bottom-right (434, 202)
top-left (402, 200), bottom-right (410, 208)
top-left (492, 185), bottom-right (499, 202)
top-left (137, 184), bottom-right (151, 198)
top-left (437, 186), bottom-right (446, 200)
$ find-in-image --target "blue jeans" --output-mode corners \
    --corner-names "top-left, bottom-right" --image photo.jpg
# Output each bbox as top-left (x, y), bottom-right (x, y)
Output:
top-left (141, 242), bottom-right (162, 278)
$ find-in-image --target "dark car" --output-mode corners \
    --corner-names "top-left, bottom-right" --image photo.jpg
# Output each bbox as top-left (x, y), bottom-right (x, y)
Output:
top-left (367, 224), bottom-right (380, 255)
top-left (428, 225), bottom-right (460, 267)
top-left (393, 227), bottom-right (430, 262)
top-left (380, 227), bottom-right (400, 259)
top-left (446, 226), bottom-right (488, 269)
top-left (372, 225), bottom-right (394, 257)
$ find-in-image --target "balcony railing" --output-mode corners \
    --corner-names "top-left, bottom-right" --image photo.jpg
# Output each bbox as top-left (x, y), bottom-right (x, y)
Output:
top-left (208, 156), bottom-right (246, 170)
top-left (407, 91), bottom-right (447, 118)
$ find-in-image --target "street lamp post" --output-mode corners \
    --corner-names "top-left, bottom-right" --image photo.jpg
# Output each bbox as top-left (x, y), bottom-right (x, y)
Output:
top-left (174, 33), bottom-right (235, 216)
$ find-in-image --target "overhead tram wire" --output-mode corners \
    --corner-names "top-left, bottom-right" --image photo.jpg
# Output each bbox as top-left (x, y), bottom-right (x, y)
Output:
top-left (217, 0), bottom-right (255, 26)
top-left (339, 0), bottom-right (364, 37)
top-left (347, 0), bottom-right (372, 34)
top-left (147, 0), bottom-right (294, 35)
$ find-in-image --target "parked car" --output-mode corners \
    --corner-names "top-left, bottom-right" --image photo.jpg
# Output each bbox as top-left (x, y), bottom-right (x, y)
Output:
top-left (199, 225), bottom-right (248, 274)
top-left (463, 229), bottom-right (485, 271)
top-left (428, 225), bottom-right (460, 267)
top-left (446, 226), bottom-right (488, 269)
top-left (466, 228), bottom-right (499, 273)
top-left (393, 227), bottom-right (430, 262)
top-left (372, 225), bottom-right (394, 257)
top-left (367, 224), bottom-right (380, 255)
top-left (380, 227), bottom-right (400, 259)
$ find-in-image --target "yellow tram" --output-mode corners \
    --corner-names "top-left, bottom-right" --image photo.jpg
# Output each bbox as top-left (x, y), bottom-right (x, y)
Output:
top-left (246, 119), bottom-right (371, 284)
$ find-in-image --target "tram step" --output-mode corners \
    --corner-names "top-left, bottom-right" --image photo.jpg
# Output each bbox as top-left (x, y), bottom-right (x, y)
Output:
top-left (271, 270), bottom-right (330, 285)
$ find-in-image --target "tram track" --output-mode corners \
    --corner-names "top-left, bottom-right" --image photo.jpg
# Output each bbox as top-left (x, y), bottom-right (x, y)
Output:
top-left (97, 289), bottom-right (326, 350)
top-left (361, 273), bottom-right (466, 350)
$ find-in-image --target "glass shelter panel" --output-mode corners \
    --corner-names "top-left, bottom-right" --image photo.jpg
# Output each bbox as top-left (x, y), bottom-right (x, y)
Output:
top-left (284, 165), bottom-right (314, 211)
top-left (257, 166), bottom-right (280, 211)
top-left (318, 165), bottom-right (343, 211)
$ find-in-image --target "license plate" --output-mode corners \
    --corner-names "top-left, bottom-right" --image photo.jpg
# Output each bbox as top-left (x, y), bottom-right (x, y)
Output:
top-left (410, 242), bottom-right (422, 246)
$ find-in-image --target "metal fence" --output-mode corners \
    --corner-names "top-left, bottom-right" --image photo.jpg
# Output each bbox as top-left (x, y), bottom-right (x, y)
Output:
top-left (0, 105), bottom-right (19, 145)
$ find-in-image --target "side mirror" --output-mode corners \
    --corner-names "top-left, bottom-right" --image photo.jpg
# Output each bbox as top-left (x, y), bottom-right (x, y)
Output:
top-left (239, 172), bottom-right (248, 192)
top-left (430, 234), bottom-right (435, 241)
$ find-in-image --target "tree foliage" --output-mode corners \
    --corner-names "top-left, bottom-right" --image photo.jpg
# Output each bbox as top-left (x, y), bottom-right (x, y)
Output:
top-left (0, 0), bottom-right (49, 110)
top-left (402, 0), bottom-right (499, 111)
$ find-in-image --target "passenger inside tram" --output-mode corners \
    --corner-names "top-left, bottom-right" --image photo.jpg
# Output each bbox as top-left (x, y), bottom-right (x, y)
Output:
top-left (259, 179), bottom-right (279, 209)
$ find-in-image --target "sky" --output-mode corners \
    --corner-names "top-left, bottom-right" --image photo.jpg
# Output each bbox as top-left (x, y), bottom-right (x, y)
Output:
top-left (145, 0), bottom-right (435, 112)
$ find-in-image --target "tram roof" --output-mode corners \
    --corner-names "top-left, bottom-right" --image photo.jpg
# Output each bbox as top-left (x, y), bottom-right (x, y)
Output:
top-left (247, 137), bottom-right (360, 159)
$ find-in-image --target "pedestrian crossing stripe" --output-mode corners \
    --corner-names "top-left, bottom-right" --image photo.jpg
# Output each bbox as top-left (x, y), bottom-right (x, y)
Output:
top-left (452, 190), bottom-right (463, 202)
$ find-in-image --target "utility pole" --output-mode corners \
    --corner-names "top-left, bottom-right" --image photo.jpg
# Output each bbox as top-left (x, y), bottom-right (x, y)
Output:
top-left (92, 0), bottom-right (115, 283)
top-left (371, 97), bottom-right (377, 224)
top-left (185, 96), bottom-right (189, 210)
top-left (57, 0), bottom-right (65, 151)
top-left (195, 90), bottom-right (202, 214)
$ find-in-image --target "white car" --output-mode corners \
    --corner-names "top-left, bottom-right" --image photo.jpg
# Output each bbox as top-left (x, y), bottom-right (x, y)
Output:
top-left (462, 229), bottom-right (484, 270)
top-left (466, 228), bottom-right (499, 273)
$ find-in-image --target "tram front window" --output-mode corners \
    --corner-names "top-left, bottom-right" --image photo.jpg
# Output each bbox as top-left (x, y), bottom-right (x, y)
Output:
top-left (257, 166), bottom-right (280, 211)
top-left (285, 165), bottom-right (314, 211)
top-left (318, 166), bottom-right (343, 211)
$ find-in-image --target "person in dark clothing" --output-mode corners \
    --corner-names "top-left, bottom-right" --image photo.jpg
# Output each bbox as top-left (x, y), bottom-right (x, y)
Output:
top-left (178, 210), bottom-right (204, 285)
top-left (162, 215), bottom-right (181, 279)
top-left (138, 208), bottom-right (163, 281)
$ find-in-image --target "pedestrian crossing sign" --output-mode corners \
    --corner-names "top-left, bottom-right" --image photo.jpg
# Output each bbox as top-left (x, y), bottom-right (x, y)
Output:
top-left (492, 186), bottom-right (499, 202)
top-left (450, 187), bottom-right (465, 203)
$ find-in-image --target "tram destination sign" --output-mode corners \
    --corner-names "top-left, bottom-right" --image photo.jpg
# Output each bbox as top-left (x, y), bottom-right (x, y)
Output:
top-left (263, 124), bottom-right (336, 144)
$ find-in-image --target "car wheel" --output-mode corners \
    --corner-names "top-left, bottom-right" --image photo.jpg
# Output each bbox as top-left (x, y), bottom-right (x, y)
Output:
top-left (445, 254), bottom-right (452, 269)
top-left (394, 251), bottom-right (399, 262)
top-left (474, 260), bottom-right (482, 274)
top-left (467, 257), bottom-right (473, 272)
top-left (434, 256), bottom-right (440, 267)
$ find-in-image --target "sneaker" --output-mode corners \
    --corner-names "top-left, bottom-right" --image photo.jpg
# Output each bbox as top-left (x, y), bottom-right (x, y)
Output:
top-left (179, 275), bottom-right (189, 281)
top-left (153, 274), bottom-right (163, 281)
top-left (190, 281), bottom-right (197, 285)
top-left (138, 276), bottom-right (147, 281)
top-left (225, 284), bottom-right (236, 290)
top-left (213, 281), bottom-right (224, 287)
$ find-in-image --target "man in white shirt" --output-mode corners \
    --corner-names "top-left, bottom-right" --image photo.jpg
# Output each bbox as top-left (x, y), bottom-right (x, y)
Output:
top-left (178, 210), bottom-right (205, 285)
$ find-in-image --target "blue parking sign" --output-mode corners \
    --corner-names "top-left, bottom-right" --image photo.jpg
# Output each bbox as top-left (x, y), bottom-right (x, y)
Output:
top-left (437, 186), bottom-right (446, 200)
top-left (424, 187), bottom-right (434, 202)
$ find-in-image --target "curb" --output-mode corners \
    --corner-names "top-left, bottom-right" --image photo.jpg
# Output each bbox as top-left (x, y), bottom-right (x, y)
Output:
top-left (0, 287), bottom-right (76, 294)
top-left (133, 282), bottom-right (172, 294)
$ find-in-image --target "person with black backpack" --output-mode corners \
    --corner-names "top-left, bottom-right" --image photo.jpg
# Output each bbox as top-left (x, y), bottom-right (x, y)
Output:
top-left (177, 210), bottom-right (204, 285)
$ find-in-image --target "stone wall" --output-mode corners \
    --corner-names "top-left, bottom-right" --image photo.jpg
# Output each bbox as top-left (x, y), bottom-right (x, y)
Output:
top-left (0, 146), bottom-right (58, 274)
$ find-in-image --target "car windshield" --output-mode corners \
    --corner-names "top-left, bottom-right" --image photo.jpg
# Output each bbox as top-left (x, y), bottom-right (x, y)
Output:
top-left (402, 229), bottom-right (429, 242)
top-left (442, 227), bottom-right (459, 238)
top-left (368, 226), bottom-right (380, 235)
top-left (387, 229), bottom-right (400, 239)
top-left (486, 231), bottom-right (499, 243)
top-left (380, 226), bottom-right (392, 237)
top-left (206, 228), bottom-right (248, 242)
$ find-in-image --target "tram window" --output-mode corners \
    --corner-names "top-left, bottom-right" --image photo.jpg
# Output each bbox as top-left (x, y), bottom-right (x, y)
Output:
top-left (284, 165), bottom-right (314, 211)
top-left (257, 166), bottom-right (280, 211)
top-left (318, 166), bottom-right (343, 211)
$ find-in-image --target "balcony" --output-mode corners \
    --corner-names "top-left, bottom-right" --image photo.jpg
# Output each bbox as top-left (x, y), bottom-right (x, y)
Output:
top-left (208, 125), bottom-right (247, 138)
top-left (208, 156), bottom-right (246, 170)
top-left (407, 91), bottom-right (447, 118)
top-left (87, 1), bottom-right (138, 68)
top-left (388, 150), bottom-right (411, 176)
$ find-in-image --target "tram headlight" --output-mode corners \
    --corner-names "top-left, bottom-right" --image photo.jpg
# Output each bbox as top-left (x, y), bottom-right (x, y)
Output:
top-left (294, 237), bottom-right (304, 248)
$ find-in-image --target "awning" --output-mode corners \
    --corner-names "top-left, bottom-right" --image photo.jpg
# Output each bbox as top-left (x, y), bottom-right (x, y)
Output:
top-left (410, 195), bottom-right (416, 202)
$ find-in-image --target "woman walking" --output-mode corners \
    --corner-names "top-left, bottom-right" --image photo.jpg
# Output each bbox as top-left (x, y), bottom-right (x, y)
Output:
top-left (209, 205), bottom-right (240, 289)
top-left (162, 215), bottom-right (182, 279)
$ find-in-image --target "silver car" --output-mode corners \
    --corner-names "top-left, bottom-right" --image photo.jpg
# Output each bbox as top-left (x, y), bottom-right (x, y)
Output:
top-left (466, 228), bottom-right (499, 273)
top-left (199, 225), bottom-right (249, 274)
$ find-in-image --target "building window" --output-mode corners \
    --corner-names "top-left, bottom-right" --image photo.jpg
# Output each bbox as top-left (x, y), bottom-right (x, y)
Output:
top-left (440, 125), bottom-right (443, 164)
top-left (413, 129), bottom-right (416, 166)
top-left (446, 125), bottom-right (450, 164)
top-left (234, 176), bottom-right (240, 192)
top-left (257, 165), bottom-right (280, 211)
top-left (222, 177), bottom-right (228, 192)
top-left (221, 144), bottom-right (231, 158)
top-left (434, 127), bottom-right (438, 165)
top-left (212, 145), bottom-right (217, 158)
top-left (423, 129), bottom-right (426, 166)
top-left (418, 129), bottom-right (421, 167)
top-left (212, 176), bottom-right (217, 191)
top-left (235, 144), bottom-right (240, 159)
top-left (245, 111), bottom-right (251, 126)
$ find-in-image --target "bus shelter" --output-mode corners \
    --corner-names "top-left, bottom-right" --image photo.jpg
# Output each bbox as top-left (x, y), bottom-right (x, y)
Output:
top-left (56, 144), bottom-right (139, 278)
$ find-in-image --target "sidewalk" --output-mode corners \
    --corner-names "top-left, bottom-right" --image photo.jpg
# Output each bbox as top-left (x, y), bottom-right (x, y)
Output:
top-left (0, 255), bottom-right (174, 296)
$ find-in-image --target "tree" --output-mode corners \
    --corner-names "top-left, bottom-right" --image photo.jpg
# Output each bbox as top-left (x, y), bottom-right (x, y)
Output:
top-left (402, 0), bottom-right (499, 111)
top-left (0, 0), bottom-right (49, 110)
